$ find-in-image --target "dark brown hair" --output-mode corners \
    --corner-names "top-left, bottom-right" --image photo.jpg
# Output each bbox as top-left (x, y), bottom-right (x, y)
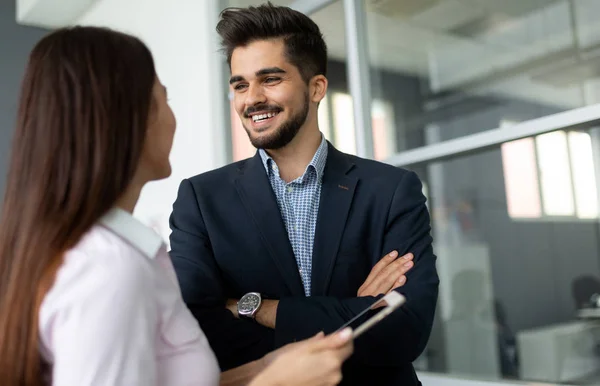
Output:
top-left (0, 26), bottom-right (156, 385)
top-left (216, 1), bottom-right (327, 82)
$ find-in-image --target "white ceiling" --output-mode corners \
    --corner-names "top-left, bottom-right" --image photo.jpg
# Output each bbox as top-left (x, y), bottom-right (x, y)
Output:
top-left (16, 0), bottom-right (98, 28)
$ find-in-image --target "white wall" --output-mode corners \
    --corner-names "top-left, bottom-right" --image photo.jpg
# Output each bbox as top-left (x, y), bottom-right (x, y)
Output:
top-left (76, 0), bottom-right (228, 244)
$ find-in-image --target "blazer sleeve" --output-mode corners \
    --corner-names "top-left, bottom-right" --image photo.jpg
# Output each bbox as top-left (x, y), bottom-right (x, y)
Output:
top-left (275, 171), bottom-right (439, 366)
top-left (168, 178), bottom-right (275, 371)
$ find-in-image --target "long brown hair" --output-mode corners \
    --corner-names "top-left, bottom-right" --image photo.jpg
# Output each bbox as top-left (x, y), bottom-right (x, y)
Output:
top-left (0, 26), bottom-right (157, 385)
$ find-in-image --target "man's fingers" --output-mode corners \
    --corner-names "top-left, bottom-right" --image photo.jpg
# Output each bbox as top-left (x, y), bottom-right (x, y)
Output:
top-left (358, 253), bottom-right (414, 296)
top-left (361, 250), bottom-right (398, 288)
top-left (358, 250), bottom-right (399, 294)
top-left (377, 269), bottom-right (404, 295)
top-left (360, 273), bottom-right (394, 298)
top-left (380, 253), bottom-right (413, 280)
top-left (396, 255), bottom-right (413, 274)
top-left (367, 254), bottom-right (413, 293)
top-left (379, 253), bottom-right (412, 276)
top-left (387, 275), bottom-right (407, 294)
top-left (358, 252), bottom-right (414, 297)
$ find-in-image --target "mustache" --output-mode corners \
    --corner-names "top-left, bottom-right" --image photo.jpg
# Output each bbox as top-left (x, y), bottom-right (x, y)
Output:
top-left (244, 104), bottom-right (282, 118)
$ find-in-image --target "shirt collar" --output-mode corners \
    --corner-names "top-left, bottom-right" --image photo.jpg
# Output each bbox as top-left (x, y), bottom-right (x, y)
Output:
top-left (99, 207), bottom-right (163, 259)
top-left (259, 134), bottom-right (328, 181)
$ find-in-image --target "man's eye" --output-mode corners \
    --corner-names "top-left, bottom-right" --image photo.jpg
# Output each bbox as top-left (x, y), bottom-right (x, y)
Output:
top-left (265, 77), bottom-right (280, 83)
top-left (234, 84), bottom-right (247, 91)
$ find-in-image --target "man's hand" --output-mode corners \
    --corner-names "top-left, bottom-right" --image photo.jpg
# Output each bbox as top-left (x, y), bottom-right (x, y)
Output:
top-left (226, 298), bottom-right (238, 318)
top-left (225, 298), bottom-right (279, 329)
top-left (255, 299), bottom-right (278, 329)
top-left (357, 250), bottom-right (414, 297)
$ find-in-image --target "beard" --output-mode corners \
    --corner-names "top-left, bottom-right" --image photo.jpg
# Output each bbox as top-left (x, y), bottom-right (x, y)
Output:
top-left (242, 92), bottom-right (309, 150)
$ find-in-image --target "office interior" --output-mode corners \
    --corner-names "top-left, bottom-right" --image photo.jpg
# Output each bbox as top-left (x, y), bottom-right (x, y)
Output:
top-left (4, 0), bottom-right (600, 385)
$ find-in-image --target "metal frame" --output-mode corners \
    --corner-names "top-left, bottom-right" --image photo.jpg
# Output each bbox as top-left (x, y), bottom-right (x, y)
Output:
top-left (343, 0), bottom-right (374, 159)
top-left (385, 103), bottom-right (600, 168)
top-left (218, 0), bottom-right (233, 164)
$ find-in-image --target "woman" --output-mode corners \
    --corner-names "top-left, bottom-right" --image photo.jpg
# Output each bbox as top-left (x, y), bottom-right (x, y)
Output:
top-left (0, 26), bottom-right (352, 386)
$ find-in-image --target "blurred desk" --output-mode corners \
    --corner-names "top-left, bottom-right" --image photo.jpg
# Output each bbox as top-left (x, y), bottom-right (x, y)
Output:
top-left (517, 321), bottom-right (600, 383)
top-left (578, 308), bottom-right (600, 320)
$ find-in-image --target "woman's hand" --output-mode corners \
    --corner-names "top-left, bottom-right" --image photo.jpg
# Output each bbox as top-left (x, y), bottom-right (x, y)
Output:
top-left (250, 328), bottom-right (353, 386)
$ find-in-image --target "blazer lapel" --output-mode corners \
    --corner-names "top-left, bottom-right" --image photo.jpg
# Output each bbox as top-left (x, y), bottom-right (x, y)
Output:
top-left (311, 144), bottom-right (358, 296)
top-left (234, 152), bottom-right (305, 296)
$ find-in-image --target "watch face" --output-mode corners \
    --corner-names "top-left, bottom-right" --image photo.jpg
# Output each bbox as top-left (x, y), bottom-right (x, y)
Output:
top-left (239, 294), bottom-right (260, 313)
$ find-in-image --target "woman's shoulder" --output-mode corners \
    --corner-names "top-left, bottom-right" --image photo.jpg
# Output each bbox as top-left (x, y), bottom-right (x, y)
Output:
top-left (41, 224), bottom-right (157, 317)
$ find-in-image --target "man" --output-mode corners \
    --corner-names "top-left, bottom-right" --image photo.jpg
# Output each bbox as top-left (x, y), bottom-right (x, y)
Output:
top-left (169, 3), bottom-right (439, 385)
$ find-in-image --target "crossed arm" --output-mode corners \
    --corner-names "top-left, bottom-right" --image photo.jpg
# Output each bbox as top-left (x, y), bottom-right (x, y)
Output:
top-left (224, 250), bottom-right (415, 328)
top-left (169, 171), bottom-right (439, 368)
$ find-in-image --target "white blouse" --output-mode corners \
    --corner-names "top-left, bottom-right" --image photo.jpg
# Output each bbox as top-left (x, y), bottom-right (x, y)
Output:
top-left (38, 208), bottom-right (221, 385)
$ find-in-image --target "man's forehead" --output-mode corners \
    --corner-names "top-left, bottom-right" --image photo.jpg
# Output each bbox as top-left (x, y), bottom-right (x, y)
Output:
top-left (231, 40), bottom-right (288, 71)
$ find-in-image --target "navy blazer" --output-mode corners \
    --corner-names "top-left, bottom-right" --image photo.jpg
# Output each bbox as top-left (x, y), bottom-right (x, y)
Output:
top-left (169, 143), bottom-right (439, 386)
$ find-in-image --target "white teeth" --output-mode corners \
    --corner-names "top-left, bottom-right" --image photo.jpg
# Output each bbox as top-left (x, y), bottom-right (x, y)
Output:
top-left (252, 112), bottom-right (278, 122)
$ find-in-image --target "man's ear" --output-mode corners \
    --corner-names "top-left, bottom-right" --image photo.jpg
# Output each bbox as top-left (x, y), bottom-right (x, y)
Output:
top-left (310, 75), bottom-right (328, 103)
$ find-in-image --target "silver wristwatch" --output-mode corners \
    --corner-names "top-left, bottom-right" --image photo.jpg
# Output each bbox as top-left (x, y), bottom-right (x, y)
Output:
top-left (237, 292), bottom-right (262, 319)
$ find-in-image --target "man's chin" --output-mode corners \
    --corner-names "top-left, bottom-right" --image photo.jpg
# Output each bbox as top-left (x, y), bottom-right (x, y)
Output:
top-left (249, 138), bottom-right (280, 150)
top-left (247, 129), bottom-right (280, 148)
top-left (246, 120), bottom-right (280, 133)
top-left (244, 120), bottom-right (301, 150)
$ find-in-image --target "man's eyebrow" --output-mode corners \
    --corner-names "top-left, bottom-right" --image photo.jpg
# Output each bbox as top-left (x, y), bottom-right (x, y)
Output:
top-left (255, 67), bottom-right (286, 77)
top-left (229, 68), bottom-right (286, 85)
top-left (229, 75), bottom-right (244, 85)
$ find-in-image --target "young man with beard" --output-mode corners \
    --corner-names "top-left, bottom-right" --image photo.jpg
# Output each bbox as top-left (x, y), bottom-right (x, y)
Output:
top-left (169, 3), bottom-right (439, 385)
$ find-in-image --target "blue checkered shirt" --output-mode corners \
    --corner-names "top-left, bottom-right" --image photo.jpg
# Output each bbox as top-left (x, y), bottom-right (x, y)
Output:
top-left (259, 136), bottom-right (328, 296)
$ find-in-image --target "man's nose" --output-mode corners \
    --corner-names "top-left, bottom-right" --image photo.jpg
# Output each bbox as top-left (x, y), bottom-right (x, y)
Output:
top-left (245, 84), bottom-right (266, 108)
